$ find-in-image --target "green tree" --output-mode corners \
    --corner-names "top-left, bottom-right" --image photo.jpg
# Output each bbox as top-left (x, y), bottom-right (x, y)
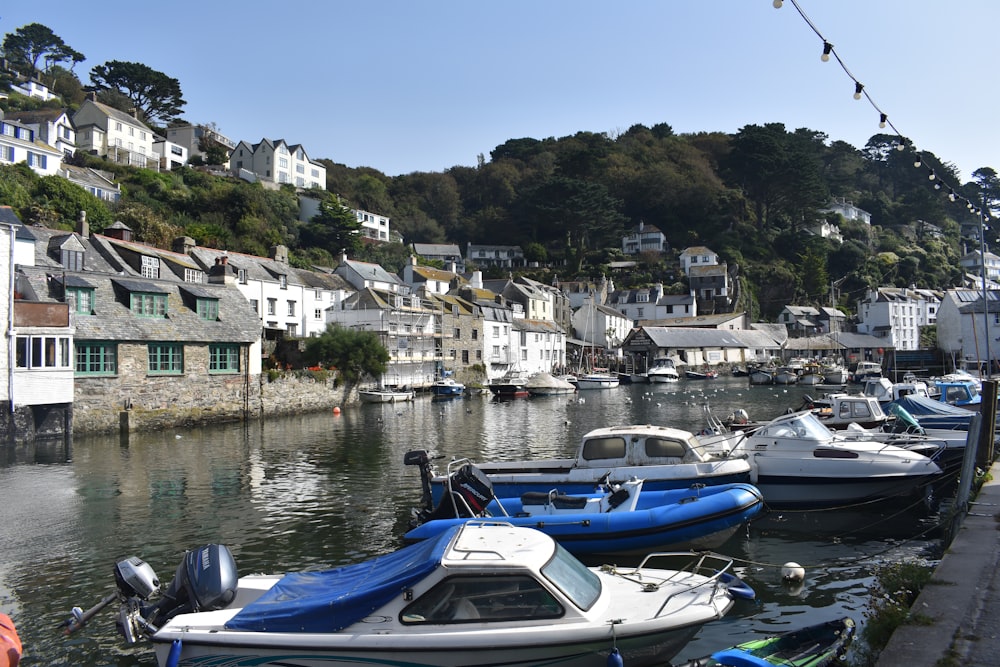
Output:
top-left (303, 325), bottom-right (390, 385)
top-left (2, 23), bottom-right (81, 79)
top-left (89, 60), bottom-right (186, 125)
top-left (300, 195), bottom-right (364, 256)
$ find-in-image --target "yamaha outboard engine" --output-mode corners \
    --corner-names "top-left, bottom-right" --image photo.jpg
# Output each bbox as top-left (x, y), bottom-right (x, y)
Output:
top-left (116, 544), bottom-right (238, 644)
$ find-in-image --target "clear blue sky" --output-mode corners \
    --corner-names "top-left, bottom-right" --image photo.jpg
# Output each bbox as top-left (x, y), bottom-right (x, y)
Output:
top-left (4, 1), bottom-right (997, 186)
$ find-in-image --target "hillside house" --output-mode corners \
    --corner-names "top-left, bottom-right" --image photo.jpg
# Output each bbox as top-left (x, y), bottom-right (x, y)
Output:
top-left (228, 138), bottom-right (326, 190)
top-left (622, 221), bottom-right (667, 255)
top-left (0, 116), bottom-right (63, 176)
top-left (73, 99), bottom-right (158, 170)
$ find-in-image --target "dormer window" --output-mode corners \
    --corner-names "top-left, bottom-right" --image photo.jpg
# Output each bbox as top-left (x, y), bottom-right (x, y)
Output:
top-left (238, 268), bottom-right (248, 284)
top-left (67, 287), bottom-right (94, 314)
top-left (637, 292), bottom-right (649, 303)
top-left (131, 292), bottom-right (168, 317)
top-left (183, 268), bottom-right (204, 283)
top-left (196, 297), bottom-right (219, 321)
top-left (141, 256), bottom-right (159, 279)
top-left (279, 274), bottom-right (287, 289)
top-left (62, 249), bottom-right (84, 271)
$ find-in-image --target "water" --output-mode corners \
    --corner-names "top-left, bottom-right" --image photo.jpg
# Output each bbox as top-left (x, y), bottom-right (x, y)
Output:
top-left (0, 377), bottom-right (943, 666)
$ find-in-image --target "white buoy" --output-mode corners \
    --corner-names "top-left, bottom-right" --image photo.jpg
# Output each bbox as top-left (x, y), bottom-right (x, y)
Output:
top-left (781, 562), bottom-right (805, 582)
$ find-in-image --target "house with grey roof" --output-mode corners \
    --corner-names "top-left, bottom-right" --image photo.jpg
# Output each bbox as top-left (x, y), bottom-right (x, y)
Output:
top-left (621, 326), bottom-right (781, 368)
top-left (411, 243), bottom-right (464, 272)
top-left (622, 221), bottom-right (667, 255)
top-left (466, 242), bottom-right (523, 269)
top-left (3, 108), bottom-right (76, 155)
top-left (607, 284), bottom-right (697, 323)
top-left (228, 137), bottom-right (326, 190)
top-left (72, 98), bottom-right (159, 170)
top-left (935, 289), bottom-right (1000, 368)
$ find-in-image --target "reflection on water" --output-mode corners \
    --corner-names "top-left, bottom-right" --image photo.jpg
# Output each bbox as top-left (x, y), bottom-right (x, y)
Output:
top-left (0, 377), bottom-right (943, 666)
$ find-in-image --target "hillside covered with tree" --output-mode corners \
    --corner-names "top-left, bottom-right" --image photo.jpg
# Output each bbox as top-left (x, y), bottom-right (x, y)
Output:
top-left (2, 22), bottom-right (999, 323)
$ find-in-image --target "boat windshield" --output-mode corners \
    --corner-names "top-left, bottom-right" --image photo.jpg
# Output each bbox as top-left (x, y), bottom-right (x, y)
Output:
top-left (540, 542), bottom-right (602, 610)
top-left (757, 413), bottom-right (831, 441)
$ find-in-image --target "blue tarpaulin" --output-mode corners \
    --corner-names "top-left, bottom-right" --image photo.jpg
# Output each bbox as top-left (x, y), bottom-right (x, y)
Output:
top-left (225, 525), bottom-right (458, 633)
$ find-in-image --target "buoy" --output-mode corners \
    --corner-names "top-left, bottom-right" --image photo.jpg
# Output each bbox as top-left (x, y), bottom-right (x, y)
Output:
top-left (0, 613), bottom-right (22, 667)
top-left (607, 647), bottom-right (624, 667)
top-left (332, 406), bottom-right (341, 415)
top-left (781, 562), bottom-right (805, 582)
top-left (165, 639), bottom-right (183, 667)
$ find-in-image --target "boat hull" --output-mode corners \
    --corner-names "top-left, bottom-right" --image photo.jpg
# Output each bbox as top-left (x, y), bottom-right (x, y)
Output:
top-left (359, 390), bottom-right (414, 403)
top-left (406, 484), bottom-right (765, 556)
top-left (575, 374), bottom-right (620, 390)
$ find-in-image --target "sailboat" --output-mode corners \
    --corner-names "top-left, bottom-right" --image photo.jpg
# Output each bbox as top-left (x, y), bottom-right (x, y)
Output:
top-left (575, 296), bottom-right (619, 390)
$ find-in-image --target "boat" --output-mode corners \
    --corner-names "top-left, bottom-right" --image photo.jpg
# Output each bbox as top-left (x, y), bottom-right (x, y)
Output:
top-left (849, 360), bottom-right (882, 384)
top-left (404, 454), bottom-right (765, 556)
top-left (575, 371), bottom-right (620, 390)
top-left (414, 423), bottom-right (753, 503)
top-left (359, 388), bottom-right (415, 403)
top-left (487, 369), bottom-right (530, 398)
top-left (772, 366), bottom-right (799, 385)
top-left (749, 367), bottom-right (774, 385)
top-left (674, 617), bottom-right (855, 667)
top-left (800, 392), bottom-right (891, 430)
top-left (430, 377), bottom-right (465, 397)
top-left (85, 523), bottom-right (737, 667)
top-left (686, 369), bottom-right (719, 380)
top-left (862, 375), bottom-right (931, 403)
top-left (705, 410), bottom-right (942, 509)
top-left (648, 358), bottom-right (680, 383)
top-left (820, 362), bottom-right (849, 386)
top-left (931, 377), bottom-right (982, 409)
top-left (525, 371), bottom-right (577, 396)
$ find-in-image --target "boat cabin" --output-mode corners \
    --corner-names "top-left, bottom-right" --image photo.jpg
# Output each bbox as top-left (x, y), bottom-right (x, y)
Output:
top-left (805, 393), bottom-right (888, 429)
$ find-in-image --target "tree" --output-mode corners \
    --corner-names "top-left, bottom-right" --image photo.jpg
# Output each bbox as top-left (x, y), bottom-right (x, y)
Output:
top-left (89, 60), bottom-right (186, 125)
top-left (303, 325), bottom-right (390, 385)
top-left (300, 195), bottom-right (364, 256)
top-left (2, 23), bottom-right (81, 80)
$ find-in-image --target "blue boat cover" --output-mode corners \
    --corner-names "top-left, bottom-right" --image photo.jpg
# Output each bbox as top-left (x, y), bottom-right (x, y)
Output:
top-left (225, 525), bottom-right (458, 633)
top-left (889, 395), bottom-right (973, 418)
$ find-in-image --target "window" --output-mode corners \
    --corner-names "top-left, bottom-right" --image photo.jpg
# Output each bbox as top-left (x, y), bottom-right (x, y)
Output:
top-left (76, 341), bottom-right (117, 375)
top-left (250, 299), bottom-right (259, 314)
top-left (476, 350), bottom-right (482, 360)
top-left (493, 326), bottom-right (500, 338)
top-left (462, 350), bottom-right (469, 363)
top-left (184, 268), bottom-right (204, 283)
top-left (454, 328), bottom-right (461, 339)
top-left (27, 152), bottom-right (47, 169)
top-left (148, 343), bottom-right (183, 374)
top-left (288, 301), bottom-right (296, 316)
top-left (238, 268), bottom-right (248, 284)
top-left (279, 275), bottom-right (287, 289)
top-left (0, 146), bottom-right (13, 162)
top-left (286, 323), bottom-right (297, 336)
top-left (314, 309), bottom-right (322, 320)
top-left (141, 255), bottom-right (159, 279)
top-left (130, 292), bottom-right (168, 317)
top-left (267, 298), bottom-right (277, 316)
top-left (209, 343), bottom-right (240, 373)
top-left (15, 336), bottom-right (71, 369)
top-left (401, 575), bottom-right (561, 625)
top-left (197, 298), bottom-right (219, 320)
top-left (65, 287), bottom-right (94, 314)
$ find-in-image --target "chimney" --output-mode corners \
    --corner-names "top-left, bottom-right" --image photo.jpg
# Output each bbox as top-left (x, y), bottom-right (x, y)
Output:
top-left (447, 261), bottom-right (456, 273)
top-left (171, 236), bottom-right (196, 255)
top-left (208, 255), bottom-right (236, 286)
top-left (76, 210), bottom-right (88, 238)
top-left (471, 271), bottom-right (483, 289)
top-left (269, 244), bottom-right (288, 264)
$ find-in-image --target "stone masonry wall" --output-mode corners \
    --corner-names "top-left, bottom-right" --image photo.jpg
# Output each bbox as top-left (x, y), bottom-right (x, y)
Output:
top-left (72, 343), bottom-right (350, 435)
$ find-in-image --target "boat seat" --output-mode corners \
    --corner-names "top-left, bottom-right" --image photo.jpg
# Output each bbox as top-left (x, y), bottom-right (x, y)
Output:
top-left (450, 598), bottom-right (480, 620)
top-left (520, 491), bottom-right (588, 510)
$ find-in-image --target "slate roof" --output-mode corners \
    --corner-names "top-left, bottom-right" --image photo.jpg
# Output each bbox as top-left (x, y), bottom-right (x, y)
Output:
top-left (18, 265), bottom-right (259, 343)
top-left (631, 327), bottom-right (780, 350)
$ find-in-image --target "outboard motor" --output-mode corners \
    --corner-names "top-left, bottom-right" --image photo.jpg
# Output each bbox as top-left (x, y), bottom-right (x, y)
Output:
top-left (116, 544), bottom-right (238, 644)
top-left (405, 450), bottom-right (495, 528)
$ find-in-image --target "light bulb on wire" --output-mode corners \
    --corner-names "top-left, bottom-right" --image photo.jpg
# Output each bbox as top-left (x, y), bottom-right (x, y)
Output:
top-left (928, 170), bottom-right (936, 181)
top-left (772, 0), bottom-right (783, 7)
top-left (913, 156), bottom-right (922, 168)
top-left (853, 82), bottom-right (864, 100)
top-left (821, 42), bottom-right (833, 62)
top-left (879, 113), bottom-right (887, 129)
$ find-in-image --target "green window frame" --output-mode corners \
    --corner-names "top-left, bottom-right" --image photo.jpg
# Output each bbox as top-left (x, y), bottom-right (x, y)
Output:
top-left (131, 292), bottom-right (168, 317)
top-left (148, 343), bottom-right (183, 374)
top-left (67, 287), bottom-right (94, 314)
top-left (197, 297), bottom-right (219, 321)
top-left (209, 343), bottom-right (240, 373)
top-left (76, 341), bottom-right (117, 375)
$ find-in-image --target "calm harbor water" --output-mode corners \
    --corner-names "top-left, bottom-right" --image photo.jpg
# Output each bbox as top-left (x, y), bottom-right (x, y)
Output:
top-left (0, 376), bottom-right (943, 666)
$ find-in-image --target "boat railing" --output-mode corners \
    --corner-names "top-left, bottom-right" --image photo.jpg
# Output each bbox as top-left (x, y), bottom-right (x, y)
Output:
top-left (604, 551), bottom-right (736, 616)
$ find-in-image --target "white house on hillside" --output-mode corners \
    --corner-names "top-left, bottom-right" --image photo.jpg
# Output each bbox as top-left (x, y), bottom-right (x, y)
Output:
top-left (824, 197), bottom-right (872, 225)
top-left (73, 99), bottom-right (158, 170)
top-left (679, 246), bottom-right (718, 275)
top-left (936, 289), bottom-right (1000, 369)
top-left (228, 138), bottom-right (326, 190)
top-left (572, 298), bottom-right (631, 351)
top-left (959, 250), bottom-right (1000, 282)
top-left (0, 116), bottom-right (62, 176)
top-left (622, 221), bottom-right (667, 255)
top-left (166, 124), bottom-right (236, 162)
top-left (3, 109), bottom-right (76, 156)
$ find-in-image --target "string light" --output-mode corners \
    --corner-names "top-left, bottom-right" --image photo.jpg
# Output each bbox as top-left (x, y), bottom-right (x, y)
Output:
top-left (775, 0), bottom-right (987, 224)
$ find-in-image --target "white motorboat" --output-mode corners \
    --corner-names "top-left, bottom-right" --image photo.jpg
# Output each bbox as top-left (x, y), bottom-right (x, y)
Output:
top-left (86, 523), bottom-right (736, 667)
top-left (421, 423), bottom-right (752, 502)
top-left (574, 372), bottom-right (620, 390)
top-left (647, 358), bottom-right (680, 383)
top-left (710, 410), bottom-right (942, 509)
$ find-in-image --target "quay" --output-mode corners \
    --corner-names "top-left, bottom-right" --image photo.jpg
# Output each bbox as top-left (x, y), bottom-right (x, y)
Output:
top-left (877, 458), bottom-right (1000, 667)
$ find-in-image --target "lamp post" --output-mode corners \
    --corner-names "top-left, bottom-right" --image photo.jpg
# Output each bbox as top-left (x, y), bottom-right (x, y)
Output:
top-left (979, 194), bottom-right (992, 380)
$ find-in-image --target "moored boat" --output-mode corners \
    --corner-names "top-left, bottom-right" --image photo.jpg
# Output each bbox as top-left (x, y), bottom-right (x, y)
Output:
top-left (404, 454), bottom-right (765, 556)
top-left (575, 372), bottom-right (620, 390)
top-left (525, 371), bottom-right (577, 396)
top-left (430, 377), bottom-right (465, 397)
top-left (487, 370), bottom-right (530, 398)
top-left (77, 523), bottom-right (737, 667)
top-left (674, 616), bottom-right (855, 667)
top-left (648, 358), bottom-right (680, 383)
top-left (359, 388), bottom-right (415, 403)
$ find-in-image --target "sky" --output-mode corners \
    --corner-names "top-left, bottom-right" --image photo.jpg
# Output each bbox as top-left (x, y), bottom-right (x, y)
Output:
top-left (3, 1), bottom-right (998, 185)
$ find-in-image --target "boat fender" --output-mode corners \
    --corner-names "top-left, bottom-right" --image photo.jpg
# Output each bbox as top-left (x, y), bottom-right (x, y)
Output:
top-left (0, 613), bottom-right (21, 667)
top-left (606, 647), bottom-right (624, 667)
top-left (781, 562), bottom-right (805, 582)
top-left (165, 639), bottom-right (182, 667)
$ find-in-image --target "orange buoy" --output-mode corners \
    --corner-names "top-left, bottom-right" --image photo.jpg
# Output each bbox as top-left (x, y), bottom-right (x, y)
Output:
top-left (332, 406), bottom-right (341, 415)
